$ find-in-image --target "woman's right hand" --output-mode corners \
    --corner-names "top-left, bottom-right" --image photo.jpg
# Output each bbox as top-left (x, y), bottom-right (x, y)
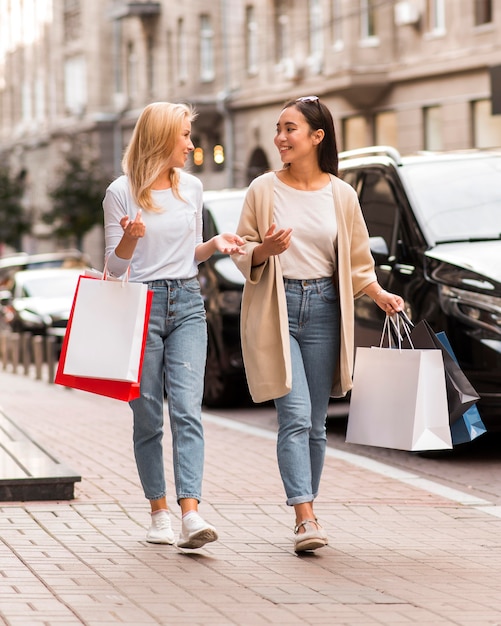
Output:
top-left (252, 223), bottom-right (292, 266)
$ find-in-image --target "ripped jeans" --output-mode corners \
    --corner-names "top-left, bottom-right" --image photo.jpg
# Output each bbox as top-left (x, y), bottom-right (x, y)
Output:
top-left (130, 277), bottom-right (207, 502)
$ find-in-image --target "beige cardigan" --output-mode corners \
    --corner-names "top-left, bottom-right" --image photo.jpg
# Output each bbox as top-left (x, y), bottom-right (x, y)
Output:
top-left (233, 171), bottom-right (377, 403)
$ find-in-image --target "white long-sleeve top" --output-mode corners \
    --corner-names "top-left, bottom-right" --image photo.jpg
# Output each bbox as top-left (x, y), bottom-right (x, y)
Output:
top-left (103, 172), bottom-right (203, 282)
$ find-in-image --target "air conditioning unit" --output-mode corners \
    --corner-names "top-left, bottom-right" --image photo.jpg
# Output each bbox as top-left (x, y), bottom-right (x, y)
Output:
top-left (282, 57), bottom-right (305, 81)
top-left (283, 58), bottom-right (298, 80)
top-left (113, 92), bottom-right (129, 112)
top-left (394, 1), bottom-right (421, 26)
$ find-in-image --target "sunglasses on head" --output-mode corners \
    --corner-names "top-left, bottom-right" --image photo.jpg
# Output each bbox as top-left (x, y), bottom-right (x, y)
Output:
top-left (296, 96), bottom-right (319, 104)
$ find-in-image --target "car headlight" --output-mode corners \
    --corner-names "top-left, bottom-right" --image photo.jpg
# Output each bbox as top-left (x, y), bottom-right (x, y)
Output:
top-left (439, 284), bottom-right (501, 335)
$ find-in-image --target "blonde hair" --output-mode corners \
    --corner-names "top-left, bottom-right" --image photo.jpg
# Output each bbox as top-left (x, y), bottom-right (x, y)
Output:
top-left (122, 102), bottom-right (196, 211)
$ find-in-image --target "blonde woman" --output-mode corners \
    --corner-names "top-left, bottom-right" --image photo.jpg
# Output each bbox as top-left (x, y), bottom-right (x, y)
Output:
top-left (233, 97), bottom-right (403, 552)
top-left (103, 102), bottom-right (245, 548)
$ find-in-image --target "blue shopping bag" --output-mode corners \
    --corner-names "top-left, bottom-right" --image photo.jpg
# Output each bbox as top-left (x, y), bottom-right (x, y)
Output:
top-left (436, 331), bottom-right (487, 445)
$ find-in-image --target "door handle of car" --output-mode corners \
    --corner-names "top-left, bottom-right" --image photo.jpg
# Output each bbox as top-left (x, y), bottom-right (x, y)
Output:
top-left (393, 263), bottom-right (415, 275)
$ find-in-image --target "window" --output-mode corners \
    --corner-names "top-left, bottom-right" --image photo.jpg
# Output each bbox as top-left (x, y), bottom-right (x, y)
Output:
top-left (331, 0), bottom-right (343, 48)
top-left (63, 0), bottom-right (81, 42)
top-left (126, 42), bottom-right (137, 100)
top-left (309, 0), bottom-right (323, 70)
top-left (474, 0), bottom-right (492, 25)
top-left (274, 0), bottom-right (289, 63)
top-left (200, 14), bottom-right (214, 82)
top-left (343, 116), bottom-right (369, 151)
top-left (177, 18), bottom-right (188, 84)
top-left (375, 111), bottom-right (397, 148)
top-left (360, 0), bottom-right (377, 40)
top-left (64, 55), bottom-right (86, 115)
top-left (146, 35), bottom-right (154, 96)
top-left (423, 106), bottom-right (443, 150)
top-left (472, 99), bottom-right (501, 148)
top-left (245, 5), bottom-right (258, 75)
top-left (426, 0), bottom-right (445, 33)
top-left (22, 81), bottom-right (32, 123)
top-left (35, 74), bottom-right (45, 122)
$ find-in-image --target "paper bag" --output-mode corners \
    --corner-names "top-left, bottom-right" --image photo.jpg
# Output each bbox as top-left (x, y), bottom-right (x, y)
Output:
top-left (402, 318), bottom-right (480, 425)
top-left (55, 281), bottom-right (152, 401)
top-left (63, 275), bottom-right (149, 381)
top-left (346, 345), bottom-right (452, 451)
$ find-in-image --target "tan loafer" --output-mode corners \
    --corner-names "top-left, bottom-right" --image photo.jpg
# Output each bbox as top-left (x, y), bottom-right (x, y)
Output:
top-left (294, 519), bottom-right (328, 553)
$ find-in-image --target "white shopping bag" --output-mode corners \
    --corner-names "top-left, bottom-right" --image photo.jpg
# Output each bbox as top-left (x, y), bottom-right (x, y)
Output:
top-left (63, 276), bottom-right (149, 382)
top-left (346, 345), bottom-right (452, 452)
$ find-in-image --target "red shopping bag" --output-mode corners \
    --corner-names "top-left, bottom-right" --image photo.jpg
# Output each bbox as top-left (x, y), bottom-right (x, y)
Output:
top-left (55, 276), bottom-right (153, 401)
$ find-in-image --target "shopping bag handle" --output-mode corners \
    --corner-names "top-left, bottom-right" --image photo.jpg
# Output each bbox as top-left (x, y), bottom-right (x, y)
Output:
top-left (381, 313), bottom-right (414, 350)
top-left (101, 258), bottom-right (131, 286)
top-left (397, 309), bottom-right (414, 329)
top-left (389, 311), bottom-right (414, 348)
top-left (380, 315), bottom-right (400, 349)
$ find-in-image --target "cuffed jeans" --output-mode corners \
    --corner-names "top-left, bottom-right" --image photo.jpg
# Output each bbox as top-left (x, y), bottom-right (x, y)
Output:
top-left (130, 277), bottom-right (207, 503)
top-left (274, 277), bottom-right (340, 506)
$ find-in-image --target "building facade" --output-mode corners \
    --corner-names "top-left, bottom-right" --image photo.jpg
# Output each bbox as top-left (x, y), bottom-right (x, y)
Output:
top-left (0, 0), bottom-right (500, 264)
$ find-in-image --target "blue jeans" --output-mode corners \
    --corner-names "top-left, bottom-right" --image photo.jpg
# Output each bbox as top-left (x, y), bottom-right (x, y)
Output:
top-left (130, 277), bottom-right (207, 503)
top-left (274, 278), bottom-right (340, 506)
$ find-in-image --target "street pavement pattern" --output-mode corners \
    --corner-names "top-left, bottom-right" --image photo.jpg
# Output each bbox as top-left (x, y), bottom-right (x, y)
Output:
top-left (1, 370), bottom-right (501, 625)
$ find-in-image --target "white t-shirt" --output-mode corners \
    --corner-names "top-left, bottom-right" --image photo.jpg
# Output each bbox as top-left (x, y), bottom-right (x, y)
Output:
top-left (103, 171), bottom-right (203, 282)
top-left (273, 174), bottom-right (337, 279)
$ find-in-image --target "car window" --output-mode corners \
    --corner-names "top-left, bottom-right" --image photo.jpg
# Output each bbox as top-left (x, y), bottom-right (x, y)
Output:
top-left (202, 209), bottom-right (218, 241)
top-left (359, 170), bottom-right (399, 249)
top-left (204, 196), bottom-right (245, 234)
top-left (400, 156), bottom-right (501, 244)
top-left (341, 170), bottom-right (360, 192)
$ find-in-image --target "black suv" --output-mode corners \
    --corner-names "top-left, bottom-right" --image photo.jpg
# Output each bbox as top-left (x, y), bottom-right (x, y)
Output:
top-left (338, 146), bottom-right (501, 431)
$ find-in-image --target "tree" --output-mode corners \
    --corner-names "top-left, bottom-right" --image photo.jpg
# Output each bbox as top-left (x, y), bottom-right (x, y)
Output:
top-left (45, 153), bottom-right (109, 250)
top-left (0, 166), bottom-right (30, 251)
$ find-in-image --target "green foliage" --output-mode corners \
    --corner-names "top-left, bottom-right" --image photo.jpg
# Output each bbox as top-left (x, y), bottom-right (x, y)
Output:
top-left (45, 153), bottom-right (108, 249)
top-left (0, 166), bottom-right (30, 249)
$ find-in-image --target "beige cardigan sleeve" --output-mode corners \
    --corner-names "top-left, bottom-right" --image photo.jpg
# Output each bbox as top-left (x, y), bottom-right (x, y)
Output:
top-left (231, 173), bottom-right (292, 402)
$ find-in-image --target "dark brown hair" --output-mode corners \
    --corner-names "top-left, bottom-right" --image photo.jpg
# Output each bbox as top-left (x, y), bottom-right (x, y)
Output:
top-left (283, 97), bottom-right (339, 176)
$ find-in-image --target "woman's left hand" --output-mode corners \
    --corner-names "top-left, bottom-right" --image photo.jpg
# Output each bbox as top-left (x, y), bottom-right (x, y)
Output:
top-left (215, 233), bottom-right (247, 256)
top-left (375, 289), bottom-right (405, 316)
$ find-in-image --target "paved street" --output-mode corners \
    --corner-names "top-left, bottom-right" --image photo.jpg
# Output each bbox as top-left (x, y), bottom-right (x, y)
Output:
top-left (1, 370), bottom-right (501, 625)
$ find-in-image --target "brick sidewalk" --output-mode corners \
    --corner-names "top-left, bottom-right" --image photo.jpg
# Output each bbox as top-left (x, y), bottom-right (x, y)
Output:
top-left (1, 371), bottom-right (501, 625)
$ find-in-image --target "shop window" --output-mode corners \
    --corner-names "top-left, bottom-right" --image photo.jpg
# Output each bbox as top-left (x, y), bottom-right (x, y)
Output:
top-left (472, 99), bottom-right (501, 148)
top-left (423, 106), bottom-right (443, 151)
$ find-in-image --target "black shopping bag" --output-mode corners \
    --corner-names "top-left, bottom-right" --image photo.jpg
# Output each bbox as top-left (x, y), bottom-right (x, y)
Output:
top-left (400, 314), bottom-right (480, 426)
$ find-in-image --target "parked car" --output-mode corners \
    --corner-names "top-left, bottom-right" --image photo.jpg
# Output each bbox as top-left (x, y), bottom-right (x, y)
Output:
top-left (199, 149), bottom-right (501, 433)
top-left (199, 189), bottom-right (248, 407)
top-left (0, 249), bottom-right (90, 290)
top-left (0, 267), bottom-right (85, 342)
top-left (338, 146), bottom-right (501, 431)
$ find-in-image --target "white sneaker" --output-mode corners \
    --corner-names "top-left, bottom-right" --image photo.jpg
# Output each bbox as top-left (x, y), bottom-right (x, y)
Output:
top-left (146, 510), bottom-right (175, 544)
top-left (177, 512), bottom-right (218, 549)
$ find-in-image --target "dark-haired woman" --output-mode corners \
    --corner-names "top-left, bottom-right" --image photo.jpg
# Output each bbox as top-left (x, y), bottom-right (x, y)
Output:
top-left (232, 97), bottom-right (403, 552)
